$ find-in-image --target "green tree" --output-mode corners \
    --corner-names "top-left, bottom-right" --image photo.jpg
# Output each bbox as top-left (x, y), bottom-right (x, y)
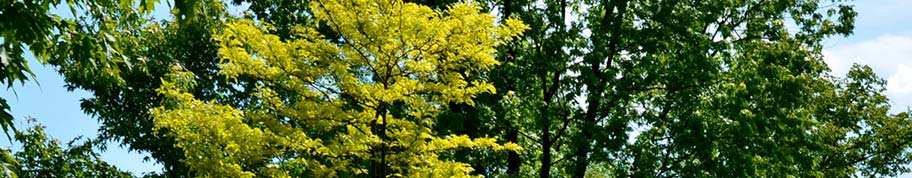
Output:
top-left (39, 1), bottom-right (243, 176)
top-left (0, 0), bottom-right (148, 175)
top-left (59, 7), bottom-right (232, 178)
top-left (12, 122), bottom-right (134, 178)
top-left (0, 0), bottom-right (64, 143)
top-left (1, 0), bottom-right (232, 176)
top-left (566, 0), bottom-right (867, 177)
top-left (447, 0), bottom-right (912, 177)
top-left (7, 0), bottom-right (912, 177)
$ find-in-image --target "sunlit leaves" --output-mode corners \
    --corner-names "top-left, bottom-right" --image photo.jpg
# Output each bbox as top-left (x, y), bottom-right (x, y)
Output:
top-left (153, 0), bottom-right (526, 177)
top-left (13, 124), bottom-right (133, 178)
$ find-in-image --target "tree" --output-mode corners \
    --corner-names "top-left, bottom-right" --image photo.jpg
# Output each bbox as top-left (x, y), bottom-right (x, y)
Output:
top-left (0, 0), bottom-right (149, 175)
top-left (564, 0), bottom-right (867, 177)
top-left (12, 122), bottom-right (134, 178)
top-left (150, 0), bottom-right (528, 177)
top-left (38, 1), bottom-right (244, 176)
top-left (1, 0), bottom-right (234, 176)
top-left (443, 0), bottom-right (912, 177)
top-left (8, 0), bottom-right (912, 177)
top-left (0, 0), bottom-right (63, 143)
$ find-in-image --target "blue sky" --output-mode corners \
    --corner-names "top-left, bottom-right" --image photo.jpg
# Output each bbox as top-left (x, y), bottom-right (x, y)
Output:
top-left (0, 0), bottom-right (911, 176)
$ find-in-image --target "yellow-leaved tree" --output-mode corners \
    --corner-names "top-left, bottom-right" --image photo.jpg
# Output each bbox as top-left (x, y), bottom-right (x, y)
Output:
top-left (151, 0), bottom-right (528, 177)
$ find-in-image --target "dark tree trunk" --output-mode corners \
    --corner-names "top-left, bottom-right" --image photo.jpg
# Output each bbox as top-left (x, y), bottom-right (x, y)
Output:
top-left (501, 0), bottom-right (523, 176)
top-left (540, 126), bottom-right (552, 178)
top-left (506, 128), bottom-right (521, 175)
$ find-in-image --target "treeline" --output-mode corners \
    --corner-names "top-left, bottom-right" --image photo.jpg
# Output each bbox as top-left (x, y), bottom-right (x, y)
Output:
top-left (2, 0), bottom-right (912, 177)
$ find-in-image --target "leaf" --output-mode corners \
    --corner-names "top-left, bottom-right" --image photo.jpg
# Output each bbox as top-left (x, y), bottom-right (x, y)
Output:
top-left (0, 98), bottom-right (15, 143)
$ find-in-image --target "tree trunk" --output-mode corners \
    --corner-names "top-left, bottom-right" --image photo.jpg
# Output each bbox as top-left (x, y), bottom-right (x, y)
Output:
top-left (540, 125), bottom-right (552, 178)
top-left (501, 0), bottom-right (522, 176)
top-left (506, 128), bottom-right (521, 175)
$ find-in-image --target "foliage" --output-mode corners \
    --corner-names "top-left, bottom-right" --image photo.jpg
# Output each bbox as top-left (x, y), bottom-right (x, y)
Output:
top-left (12, 123), bottom-right (133, 178)
top-left (0, 0), bottom-right (231, 176)
top-left (0, 0), bottom-right (148, 175)
top-left (31, 0), bottom-right (241, 176)
top-left (6, 0), bottom-right (912, 177)
top-left (151, 0), bottom-right (527, 177)
top-left (0, 0), bottom-right (58, 145)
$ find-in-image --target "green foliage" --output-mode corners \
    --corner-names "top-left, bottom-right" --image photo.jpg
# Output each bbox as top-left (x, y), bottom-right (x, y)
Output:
top-left (13, 123), bottom-right (133, 178)
top-left (42, 1), bottom-right (239, 176)
top-left (0, 0), bottom-right (60, 143)
top-left (435, 0), bottom-right (912, 177)
top-left (6, 0), bottom-right (912, 177)
top-left (0, 149), bottom-right (17, 178)
top-left (0, 1), bottom-right (150, 174)
top-left (0, 0), bottom-right (234, 176)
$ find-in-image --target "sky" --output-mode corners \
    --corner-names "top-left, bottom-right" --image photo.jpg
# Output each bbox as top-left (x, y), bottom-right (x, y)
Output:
top-left (822, 0), bottom-right (912, 115)
top-left (0, 0), bottom-right (910, 176)
top-left (822, 1), bottom-right (912, 174)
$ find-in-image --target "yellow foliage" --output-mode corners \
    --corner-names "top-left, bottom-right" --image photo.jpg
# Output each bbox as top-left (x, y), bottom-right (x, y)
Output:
top-left (151, 0), bottom-right (527, 177)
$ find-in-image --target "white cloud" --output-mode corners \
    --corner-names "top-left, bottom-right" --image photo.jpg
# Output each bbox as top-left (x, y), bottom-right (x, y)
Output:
top-left (823, 35), bottom-right (912, 77)
top-left (887, 64), bottom-right (912, 94)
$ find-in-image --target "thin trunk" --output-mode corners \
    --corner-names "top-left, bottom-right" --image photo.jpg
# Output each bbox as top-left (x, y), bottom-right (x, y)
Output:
top-left (572, 0), bottom-right (628, 177)
top-left (506, 128), bottom-right (521, 175)
top-left (371, 103), bottom-right (390, 178)
top-left (540, 119), bottom-right (553, 178)
top-left (539, 87), bottom-right (554, 178)
top-left (501, 0), bottom-right (523, 175)
top-left (539, 69), bottom-right (561, 178)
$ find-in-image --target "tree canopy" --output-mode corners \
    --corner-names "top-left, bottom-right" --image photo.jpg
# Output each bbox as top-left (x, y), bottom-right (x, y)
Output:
top-left (3, 0), bottom-right (912, 177)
